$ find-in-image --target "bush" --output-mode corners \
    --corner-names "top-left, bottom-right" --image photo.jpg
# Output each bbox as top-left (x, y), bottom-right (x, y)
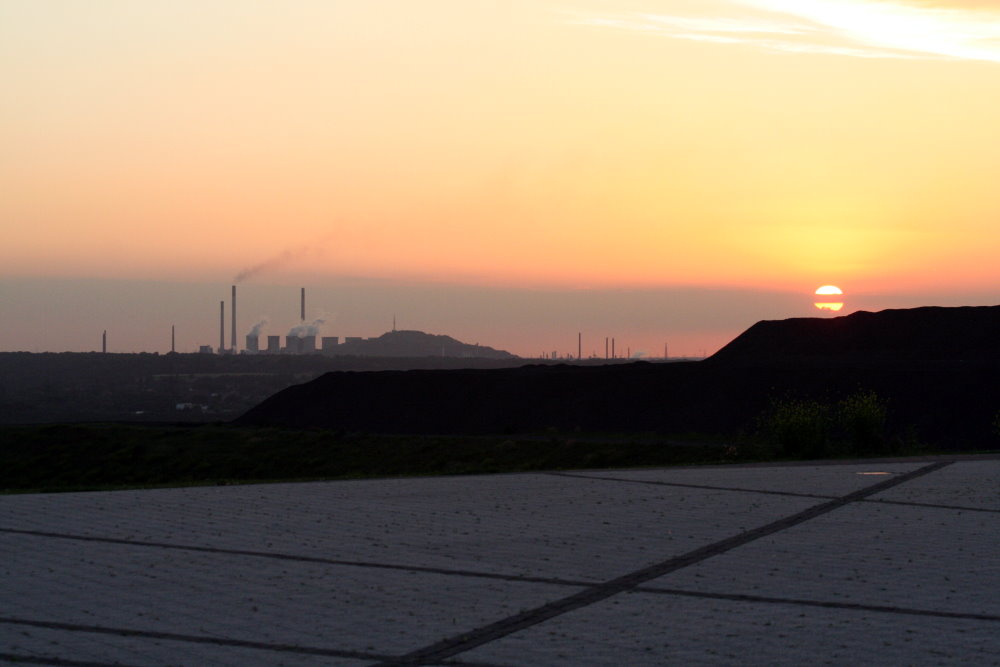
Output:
top-left (758, 397), bottom-right (833, 459)
top-left (757, 390), bottom-right (890, 459)
top-left (838, 390), bottom-right (888, 455)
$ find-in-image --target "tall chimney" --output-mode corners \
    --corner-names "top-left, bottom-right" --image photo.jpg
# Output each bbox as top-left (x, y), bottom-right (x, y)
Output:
top-left (171, 325), bottom-right (175, 353)
top-left (578, 332), bottom-right (581, 361)
top-left (102, 330), bottom-right (107, 354)
top-left (231, 285), bottom-right (237, 353)
top-left (219, 300), bottom-right (225, 353)
top-left (300, 287), bottom-right (305, 321)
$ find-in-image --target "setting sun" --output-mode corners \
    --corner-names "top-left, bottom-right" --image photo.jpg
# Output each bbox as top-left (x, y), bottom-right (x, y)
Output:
top-left (815, 285), bottom-right (845, 311)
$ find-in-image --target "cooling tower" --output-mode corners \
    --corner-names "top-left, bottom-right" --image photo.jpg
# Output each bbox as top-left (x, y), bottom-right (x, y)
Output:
top-left (267, 335), bottom-right (280, 353)
top-left (246, 334), bottom-right (259, 353)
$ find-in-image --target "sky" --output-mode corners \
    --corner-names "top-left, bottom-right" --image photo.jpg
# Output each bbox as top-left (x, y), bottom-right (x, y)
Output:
top-left (1, 0), bottom-right (998, 357)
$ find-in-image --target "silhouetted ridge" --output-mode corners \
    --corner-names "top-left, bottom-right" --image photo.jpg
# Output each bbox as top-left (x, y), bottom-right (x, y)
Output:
top-left (709, 305), bottom-right (1000, 363)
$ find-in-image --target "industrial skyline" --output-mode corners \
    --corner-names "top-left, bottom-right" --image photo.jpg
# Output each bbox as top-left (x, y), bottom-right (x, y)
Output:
top-left (2, 275), bottom-right (995, 359)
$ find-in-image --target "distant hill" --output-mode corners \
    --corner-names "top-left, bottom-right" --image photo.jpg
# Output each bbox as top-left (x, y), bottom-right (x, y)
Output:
top-left (709, 305), bottom-right (1000, 363)
top-left (336, 330), bottom-right (514, 359)
top-left (237, 306), bottom-right (1000, 449)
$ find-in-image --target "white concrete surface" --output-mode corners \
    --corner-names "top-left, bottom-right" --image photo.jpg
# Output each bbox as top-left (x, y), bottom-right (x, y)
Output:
top-left (2, 457), bottom-right (998, 665)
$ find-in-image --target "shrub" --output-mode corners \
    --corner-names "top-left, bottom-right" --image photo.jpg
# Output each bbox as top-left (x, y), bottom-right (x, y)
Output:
top-left (756, 390), bottom-right (890, 459)
top-left (758, 397), bottom-right (833, 458)
top-left (838, 390), bottom-right (888, 455)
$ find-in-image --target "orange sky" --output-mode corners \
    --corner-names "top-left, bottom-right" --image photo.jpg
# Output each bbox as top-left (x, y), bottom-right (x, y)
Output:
top-left (1, 0), bottom-right (998, 354)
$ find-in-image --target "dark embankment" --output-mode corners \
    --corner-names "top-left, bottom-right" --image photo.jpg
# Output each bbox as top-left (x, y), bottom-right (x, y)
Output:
top-left (710, 305), bottom-right (1000, 363)
top-left (237, 305), bottom-right (1000, 449)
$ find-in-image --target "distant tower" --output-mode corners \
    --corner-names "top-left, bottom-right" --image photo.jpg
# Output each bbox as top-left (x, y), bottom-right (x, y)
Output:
top-left (231, 285), bottom-right (237, 353)
top-left (392, 314), bottom-right (396, 332)
top-left (300, 287), bottom-right (305, 322)
top-left (605, 337), bottom-right (608, 360)
top-left (102, 330), bottom-right (107, 354)
top-left (219, 301), bottom-right (225, 354)
top-left (578, 332), bottom-right (581, 361)
top-left (171, 325), bottom-right (176, 353)
top-left (612, 338), bottom-right (616, 359)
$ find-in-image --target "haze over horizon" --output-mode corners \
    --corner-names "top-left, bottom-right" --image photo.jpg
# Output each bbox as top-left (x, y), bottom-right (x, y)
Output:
top-left (2, 1), bottom-right (998, 356)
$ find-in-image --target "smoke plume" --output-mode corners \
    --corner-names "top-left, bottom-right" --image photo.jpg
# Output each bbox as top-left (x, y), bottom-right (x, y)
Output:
top-left (247, 318), bottom-right (268, 337)
top-left (288, 318), bottom-right (325, 338)
top-left (234, 247), bottom-right (309, 284)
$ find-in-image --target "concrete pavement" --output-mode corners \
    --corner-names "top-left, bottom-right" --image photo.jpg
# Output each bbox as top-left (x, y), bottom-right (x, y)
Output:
top-left (2, 458), bottom-right (998, 665)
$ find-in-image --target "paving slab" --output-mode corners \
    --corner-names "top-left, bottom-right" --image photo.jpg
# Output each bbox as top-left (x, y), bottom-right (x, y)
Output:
top-left (0, 531), bottom-right (579, 660)
top-left (653, 502), bottom-right (1000, 616)
top-left (1, 623), bottom-right (371, 667)
top-left (460, 590), bottom-right (1000, 666)
top-left (869, 460), bottom-right (1000, 510)
top-left (0, 474), bottom-right (818, 582)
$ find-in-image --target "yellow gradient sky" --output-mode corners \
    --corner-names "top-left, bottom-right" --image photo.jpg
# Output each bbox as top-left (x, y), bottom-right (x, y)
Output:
top-left (1, 0), bottom-right (998, 355)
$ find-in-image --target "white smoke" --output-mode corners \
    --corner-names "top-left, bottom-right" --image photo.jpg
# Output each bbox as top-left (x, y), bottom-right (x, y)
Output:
top-left (288, 318), bottom-right (325, 338)
top-left (247, 318), bottom-right (268, 337)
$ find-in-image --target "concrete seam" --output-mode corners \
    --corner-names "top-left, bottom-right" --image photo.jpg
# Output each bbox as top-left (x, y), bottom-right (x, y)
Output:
top-left (545, 470), bottom-right (838, 499)
top-left (0, 616), bottom-right (394, 662)
top-left (0, 528), bottom-right (591, 588)
top-left (634, 587), bottom-right (1000, 622)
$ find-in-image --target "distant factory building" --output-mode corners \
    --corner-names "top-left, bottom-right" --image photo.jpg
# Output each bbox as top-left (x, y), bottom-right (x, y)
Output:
top-left (198, 345), bottom-right (213, 354)
top-left (321, 336), bottom-right (339, 353)
top-left (344, 336), bottom-right (364, 344)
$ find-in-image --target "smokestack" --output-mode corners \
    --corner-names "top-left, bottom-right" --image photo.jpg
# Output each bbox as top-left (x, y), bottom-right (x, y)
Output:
top-left (102, 330), bottom-right (107, 354)
top-left (612, 337), bottom-right (615, 359)
top-left (231, 285), bottom-right (237, 353)
top-left (300, 287), bottom-right (305, 321)
top-left (219, 300), bottom-right (225, 353)
top-left (172, 325), bottom-right (175, 353)
top-left (578, 332), bottom-right (581, 361)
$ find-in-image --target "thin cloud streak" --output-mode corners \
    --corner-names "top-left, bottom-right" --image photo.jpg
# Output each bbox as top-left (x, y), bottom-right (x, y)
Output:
top-left (569, 0), bottom-right (1000, 63)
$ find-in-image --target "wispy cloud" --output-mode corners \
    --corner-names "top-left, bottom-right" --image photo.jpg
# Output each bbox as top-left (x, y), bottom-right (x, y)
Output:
top-left (568, 0), bottom-right (1000, 63)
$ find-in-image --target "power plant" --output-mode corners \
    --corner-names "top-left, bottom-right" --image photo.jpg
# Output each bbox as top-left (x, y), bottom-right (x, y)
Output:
top-left (214, 286), bottom-right (353, 356)
top-left (197, 284), bottom-right (515, 360)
